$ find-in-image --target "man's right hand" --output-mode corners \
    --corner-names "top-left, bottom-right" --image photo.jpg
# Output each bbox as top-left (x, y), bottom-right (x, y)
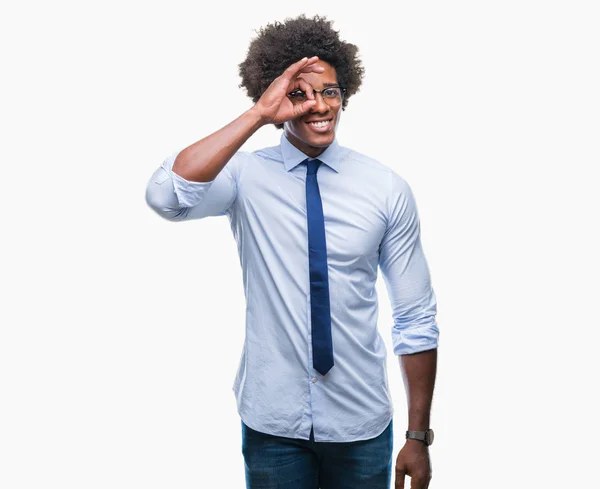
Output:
top-left (253, 56), bottom-right (325, 125)
top-left (169, 58), bottom-right (324, 185)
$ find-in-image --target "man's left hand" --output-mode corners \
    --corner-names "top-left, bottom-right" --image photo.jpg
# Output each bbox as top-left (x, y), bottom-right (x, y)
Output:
top-left (394, 440), bottom-right (432, 489)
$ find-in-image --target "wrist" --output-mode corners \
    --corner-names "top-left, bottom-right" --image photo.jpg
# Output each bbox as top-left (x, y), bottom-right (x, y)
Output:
top-left (407, 410), bottom-right (430, 432)
top-left (405, 428), bottom-right (435, 446)
top-left (246, 105), bottom-right (270, 128)
top-left (245, 106), bottom-right (269, 129)
top-left (405, 438), bottom-right (429, 449)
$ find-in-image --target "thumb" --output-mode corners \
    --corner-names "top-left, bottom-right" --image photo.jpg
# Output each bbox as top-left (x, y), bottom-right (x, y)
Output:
top-left (295, 99), bottom-right (317, 117)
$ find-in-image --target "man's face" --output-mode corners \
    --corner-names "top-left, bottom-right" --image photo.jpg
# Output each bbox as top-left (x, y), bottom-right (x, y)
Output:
top-left (284, 61), bottom-right (342, 158)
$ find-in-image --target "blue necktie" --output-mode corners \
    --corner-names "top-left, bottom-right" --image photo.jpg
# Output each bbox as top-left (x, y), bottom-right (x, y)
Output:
top-left (304, 158), bottom-right (334, 376)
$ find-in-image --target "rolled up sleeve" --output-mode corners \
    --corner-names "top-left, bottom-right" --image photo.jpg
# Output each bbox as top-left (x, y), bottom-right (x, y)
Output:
top-left (378, 171), bottom-right (439, 355)
top-left (145, 150), bottom-right (247, 221)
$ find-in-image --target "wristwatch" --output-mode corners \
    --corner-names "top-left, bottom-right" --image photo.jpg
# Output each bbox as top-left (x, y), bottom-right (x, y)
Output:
top-left (405, 429), bottom-right (434, 446)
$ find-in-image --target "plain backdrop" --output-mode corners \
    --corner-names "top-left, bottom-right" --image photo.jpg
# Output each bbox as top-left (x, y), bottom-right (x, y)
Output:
top-left (1, 1), bottom-right (599, 488)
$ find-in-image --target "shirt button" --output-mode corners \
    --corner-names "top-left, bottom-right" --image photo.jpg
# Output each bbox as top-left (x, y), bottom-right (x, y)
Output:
top-left (312, 377), bottom-right (317, 383)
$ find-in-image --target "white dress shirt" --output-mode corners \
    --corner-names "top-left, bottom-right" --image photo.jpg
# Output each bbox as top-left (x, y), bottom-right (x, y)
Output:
top-left (145, 132), bottom-right (439, 442)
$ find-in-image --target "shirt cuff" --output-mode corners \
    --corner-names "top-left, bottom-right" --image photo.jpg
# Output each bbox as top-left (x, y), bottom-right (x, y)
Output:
top-left (392, 319), bottom-right (439, 355)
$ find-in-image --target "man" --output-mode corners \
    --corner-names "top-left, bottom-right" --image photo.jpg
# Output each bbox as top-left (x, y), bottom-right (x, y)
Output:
top-left (145, 15), bottom-right (439, 489)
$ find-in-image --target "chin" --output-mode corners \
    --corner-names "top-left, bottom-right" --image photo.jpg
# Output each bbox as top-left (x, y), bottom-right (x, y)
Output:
top-left (285, 118), bottom-right (337, 156)
top-left (305, 132), bottom-right (335, 147)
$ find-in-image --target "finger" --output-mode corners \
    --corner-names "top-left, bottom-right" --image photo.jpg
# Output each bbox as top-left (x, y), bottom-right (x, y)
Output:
top-left (395, 467), bottom-right (406, 489)
top-left (296, 78), bottom-right (315, 100)
top-left (281, 56), bottom-right (311, 80)
top-left (293, 99), bottom-right (317, 117)
top-left (281, 56), bottom-right (320, 81)
top-left (298, 63), bottom-right (325, 75)
top-left (425, 473), bottom-right (432, 489)
top-left (302, 55), bottom-right (320, 66)
top-left (409, 474), bottom-right (429, 489)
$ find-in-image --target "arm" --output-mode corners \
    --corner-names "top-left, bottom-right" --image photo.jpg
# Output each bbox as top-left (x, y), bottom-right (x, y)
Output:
top-left (171, 107), bottom-right (264, 184)
top-left (378, 171), bottom-right (438, 489)
top-left (145, 108), bottom-right (262, 222)
top-left (145, 148), bottom-right (245, 221)
top-left (400, 348), bottom-right (437, 433)
top-left (145, 56), bottom-right (323, 221)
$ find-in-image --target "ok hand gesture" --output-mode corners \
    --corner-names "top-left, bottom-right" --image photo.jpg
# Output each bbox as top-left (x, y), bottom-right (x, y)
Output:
top-left (254, 56), bottom-right (324, 125)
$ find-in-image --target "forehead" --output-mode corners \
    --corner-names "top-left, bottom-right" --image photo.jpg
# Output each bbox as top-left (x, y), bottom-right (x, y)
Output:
top-left (297, 60), bottom-right (338, 87)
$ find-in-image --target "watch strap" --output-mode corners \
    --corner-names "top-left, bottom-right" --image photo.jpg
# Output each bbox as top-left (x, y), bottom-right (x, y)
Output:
top-left (405, 429), bottom-right (433, 445)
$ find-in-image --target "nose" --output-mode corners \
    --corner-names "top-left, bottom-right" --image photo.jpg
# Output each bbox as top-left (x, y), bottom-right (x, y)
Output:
top-left (310, 92), bottom-right (329, 114)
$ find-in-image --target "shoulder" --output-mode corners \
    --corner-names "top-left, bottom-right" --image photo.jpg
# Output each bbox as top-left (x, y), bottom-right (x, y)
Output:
top-left (341, 146), bottom-right (389, 174)
top-left (252, 144), bottom-right (282, 162)
top-left (221, 145), bottom-right (280, 178)
top-left (340, 145), bottom-right (412, 193)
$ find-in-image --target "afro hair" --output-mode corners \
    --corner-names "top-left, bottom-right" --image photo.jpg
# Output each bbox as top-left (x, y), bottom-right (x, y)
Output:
top-left (238, 14), bottom-right (365, 129)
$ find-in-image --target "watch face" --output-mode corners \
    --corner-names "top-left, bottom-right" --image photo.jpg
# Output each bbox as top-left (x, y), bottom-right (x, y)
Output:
top-left (426, 429), bottom-right (435, 445)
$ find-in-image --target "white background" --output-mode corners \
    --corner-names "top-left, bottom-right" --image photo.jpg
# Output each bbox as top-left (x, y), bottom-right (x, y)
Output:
top-left (1, 1), bottom-right (599, 487)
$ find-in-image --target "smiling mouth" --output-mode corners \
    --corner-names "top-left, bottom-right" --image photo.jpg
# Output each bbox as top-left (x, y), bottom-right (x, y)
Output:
top-left (306, 119), bottom-right (333, 131)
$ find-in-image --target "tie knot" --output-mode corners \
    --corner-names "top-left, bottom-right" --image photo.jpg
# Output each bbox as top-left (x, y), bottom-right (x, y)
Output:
top-left (305, 159), bottom-right (322, 175)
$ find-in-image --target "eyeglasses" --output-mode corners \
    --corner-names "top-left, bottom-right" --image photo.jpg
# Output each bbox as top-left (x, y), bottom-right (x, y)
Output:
top-left (287, 86), bottom-right (346, 108)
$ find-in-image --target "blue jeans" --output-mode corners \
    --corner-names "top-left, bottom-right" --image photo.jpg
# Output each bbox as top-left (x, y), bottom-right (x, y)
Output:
top-left (241, 419), bottom-right (393, 489)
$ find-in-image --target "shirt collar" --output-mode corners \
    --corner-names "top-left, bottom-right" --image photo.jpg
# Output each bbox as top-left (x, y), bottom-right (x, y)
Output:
top-left (280, 132), bottom-right (341, 173)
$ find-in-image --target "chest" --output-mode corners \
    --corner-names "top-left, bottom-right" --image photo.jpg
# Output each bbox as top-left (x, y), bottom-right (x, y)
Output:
top-left (234, 163), bottom-right (388, 265)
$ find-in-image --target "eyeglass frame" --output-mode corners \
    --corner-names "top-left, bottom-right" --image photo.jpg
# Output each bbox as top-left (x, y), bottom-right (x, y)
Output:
top-left (287, 86), bottom-right (347, 106)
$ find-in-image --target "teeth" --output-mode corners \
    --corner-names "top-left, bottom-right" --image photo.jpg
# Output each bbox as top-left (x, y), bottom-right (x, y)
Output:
top-left (309, 120), bottom-right (329, 127)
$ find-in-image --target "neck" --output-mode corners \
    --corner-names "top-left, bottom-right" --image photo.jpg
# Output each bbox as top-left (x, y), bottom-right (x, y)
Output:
top-left (284, 130), bottom-right (328, 158)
